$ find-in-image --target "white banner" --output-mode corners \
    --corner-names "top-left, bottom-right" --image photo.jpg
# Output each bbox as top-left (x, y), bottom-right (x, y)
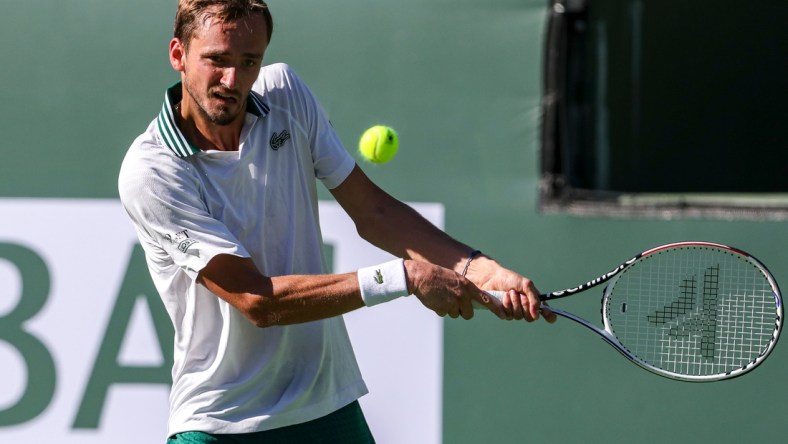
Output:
top-left (0, 199), bottom-right (443, 444)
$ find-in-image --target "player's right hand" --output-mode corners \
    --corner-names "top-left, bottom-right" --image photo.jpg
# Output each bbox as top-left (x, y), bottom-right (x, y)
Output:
top-left (403, 260), bottom-right (508, 320)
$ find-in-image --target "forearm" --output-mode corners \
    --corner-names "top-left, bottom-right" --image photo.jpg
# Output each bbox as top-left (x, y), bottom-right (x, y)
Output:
top-left (359, 198), bottom-right (474, 272)
top-left (329, 166), bottom-right (552, 322)
top-left (352, 198), bottom-right (519, 312)
top-left (355, 198), bottom-right (507, 290)
top-left (332, 166), bottom-right (477, 274)
top-left (266, 273), bottom-right (364, 325)
top-left (197, 254), bottom-right (365, 327)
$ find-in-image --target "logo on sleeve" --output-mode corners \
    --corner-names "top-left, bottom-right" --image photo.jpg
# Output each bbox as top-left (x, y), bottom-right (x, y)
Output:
top-left (374, 270), bottom-right (384, 285)
top-left (270, 130), bottom-right (291, 150)
top-left (164, 230), bottom-right (199, 257)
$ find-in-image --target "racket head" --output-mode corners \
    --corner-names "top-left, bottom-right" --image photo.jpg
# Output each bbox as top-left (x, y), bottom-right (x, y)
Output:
top-left (601, 242), bottom-right (782, 381)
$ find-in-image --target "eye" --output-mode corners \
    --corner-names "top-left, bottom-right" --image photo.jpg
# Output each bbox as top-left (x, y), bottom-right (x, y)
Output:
top-left (205, 55), bottom-right (227, 67)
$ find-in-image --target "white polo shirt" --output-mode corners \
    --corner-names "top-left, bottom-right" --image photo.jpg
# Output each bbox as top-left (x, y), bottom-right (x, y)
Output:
top-left (118, 63), bottom-right (367, 436)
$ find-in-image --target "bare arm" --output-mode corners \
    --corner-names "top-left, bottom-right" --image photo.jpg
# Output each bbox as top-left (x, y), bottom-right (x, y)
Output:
top-left (330, 168), bottom-right (470, 269)
top-left (197, 165), bottom-right (552, 327)
top-left (331, 165), bottom-right (555, 322)
top-left (197, 254), bottom-right (365, 328)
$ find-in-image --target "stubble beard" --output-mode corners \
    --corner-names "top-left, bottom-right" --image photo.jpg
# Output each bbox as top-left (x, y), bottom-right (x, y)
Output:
top-left (183, 79), bottom-right (240, 126)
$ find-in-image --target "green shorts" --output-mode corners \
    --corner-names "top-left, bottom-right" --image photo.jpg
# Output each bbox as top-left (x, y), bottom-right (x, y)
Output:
top-left (167, 401), bottom-right (375, 443)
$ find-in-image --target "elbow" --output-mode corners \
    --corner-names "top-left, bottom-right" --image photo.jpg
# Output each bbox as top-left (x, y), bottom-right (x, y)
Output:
top-left (251, 317), bottom-right (279, 329)
top-left (354, 204), bottom-right (388, 243)
top-left (237, 295), bottom-right (283, 328)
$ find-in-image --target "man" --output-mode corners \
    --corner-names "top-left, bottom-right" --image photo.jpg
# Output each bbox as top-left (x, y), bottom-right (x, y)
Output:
top-left (118, 0), bottom-right (554, 442)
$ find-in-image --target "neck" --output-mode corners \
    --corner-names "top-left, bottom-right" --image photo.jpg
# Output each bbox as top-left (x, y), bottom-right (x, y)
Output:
top-left (176, 102), bottom-right (244, 152)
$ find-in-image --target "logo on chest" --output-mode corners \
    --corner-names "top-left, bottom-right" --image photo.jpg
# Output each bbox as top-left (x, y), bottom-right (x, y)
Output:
top-left (270, 130), bottom-right (291, 151)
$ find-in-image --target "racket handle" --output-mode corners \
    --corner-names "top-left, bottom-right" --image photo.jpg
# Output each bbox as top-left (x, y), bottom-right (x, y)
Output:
top-left (472, 290), bottom-right (552, 309)
top-left (472, 290), bottom-right (506, 309)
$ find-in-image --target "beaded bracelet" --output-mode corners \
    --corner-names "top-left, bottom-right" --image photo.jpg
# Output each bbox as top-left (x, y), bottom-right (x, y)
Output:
top-left (460, 250), bottom-right (482, 277)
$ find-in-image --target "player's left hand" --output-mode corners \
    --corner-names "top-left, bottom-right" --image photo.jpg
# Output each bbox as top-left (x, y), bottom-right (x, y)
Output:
top-left (464, 255), bottom-right (556, 323)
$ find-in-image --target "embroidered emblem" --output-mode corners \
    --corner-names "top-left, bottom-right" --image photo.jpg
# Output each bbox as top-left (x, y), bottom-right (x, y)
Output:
top-left (270, 130), bottom-right (291, 150)
top-left (374, 270), bottom-right (384, 285)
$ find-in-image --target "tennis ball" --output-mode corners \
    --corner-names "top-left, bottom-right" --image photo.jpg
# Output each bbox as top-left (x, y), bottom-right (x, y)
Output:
top-left (359, 125), bottom-right (399, 164)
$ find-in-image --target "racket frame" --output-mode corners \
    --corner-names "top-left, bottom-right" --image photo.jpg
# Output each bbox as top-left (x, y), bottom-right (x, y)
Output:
top-left (497, 241), bottom-right (784, 382)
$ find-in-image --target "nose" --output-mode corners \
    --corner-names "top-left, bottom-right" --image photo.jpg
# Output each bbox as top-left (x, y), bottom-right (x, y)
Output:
top-left (220, 67), bottom-right (237, 89)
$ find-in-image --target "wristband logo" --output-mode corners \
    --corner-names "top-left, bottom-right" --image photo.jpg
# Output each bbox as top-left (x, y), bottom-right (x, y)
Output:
top-left (374, 269), bottom-right (384, 284)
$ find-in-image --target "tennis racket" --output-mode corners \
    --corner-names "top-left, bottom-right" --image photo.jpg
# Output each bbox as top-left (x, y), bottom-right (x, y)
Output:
top-left (478, 241), bottom-right (783, 382)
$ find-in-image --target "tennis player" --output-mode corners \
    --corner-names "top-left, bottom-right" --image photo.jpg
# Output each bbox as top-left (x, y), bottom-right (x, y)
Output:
top-left (118, 0), bottom-right (555, 442)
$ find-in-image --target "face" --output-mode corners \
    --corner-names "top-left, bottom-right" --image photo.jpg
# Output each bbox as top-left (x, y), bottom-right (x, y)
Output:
top-left (170, 11), bottom-right (269, 127)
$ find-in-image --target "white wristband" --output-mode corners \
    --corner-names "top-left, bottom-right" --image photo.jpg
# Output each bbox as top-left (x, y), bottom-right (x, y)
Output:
top-left (357, 259), bottom-right (409, 306)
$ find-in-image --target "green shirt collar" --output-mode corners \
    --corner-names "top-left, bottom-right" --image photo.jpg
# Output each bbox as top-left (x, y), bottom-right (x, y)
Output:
top-left (157, 83), bottom-right (270, 158)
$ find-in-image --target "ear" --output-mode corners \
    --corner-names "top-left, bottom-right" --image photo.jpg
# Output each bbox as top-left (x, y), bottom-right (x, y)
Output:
top-left (169, 38), bottom-right (186, 72)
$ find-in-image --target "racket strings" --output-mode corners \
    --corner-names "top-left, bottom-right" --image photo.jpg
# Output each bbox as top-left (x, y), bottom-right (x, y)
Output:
top-left (606, 246), bottom-right (780, 377)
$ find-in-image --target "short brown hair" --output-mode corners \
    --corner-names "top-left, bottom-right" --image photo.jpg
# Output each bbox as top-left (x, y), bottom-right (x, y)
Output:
top-left (174, 0), bottom-right (273, 47)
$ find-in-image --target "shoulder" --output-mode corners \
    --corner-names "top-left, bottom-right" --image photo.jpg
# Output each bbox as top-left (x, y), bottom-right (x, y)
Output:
top-left (253, 63), bottom-right (313, 98)
top-left (257, 62), bottom-right (299, 85)
top-left (118, 124), bottom-right (199, 208)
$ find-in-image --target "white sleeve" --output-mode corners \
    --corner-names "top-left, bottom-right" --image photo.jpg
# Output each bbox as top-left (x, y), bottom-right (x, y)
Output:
top-left (118, 148), bottom-right (250, 279)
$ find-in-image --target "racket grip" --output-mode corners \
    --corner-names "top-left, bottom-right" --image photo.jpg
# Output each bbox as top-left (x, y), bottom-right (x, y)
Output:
top-left (472, 290), bottom-right (506, 309)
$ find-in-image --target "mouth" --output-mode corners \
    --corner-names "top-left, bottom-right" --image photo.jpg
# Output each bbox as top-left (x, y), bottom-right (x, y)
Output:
top-left (212, 90), bottom-right (239, 105)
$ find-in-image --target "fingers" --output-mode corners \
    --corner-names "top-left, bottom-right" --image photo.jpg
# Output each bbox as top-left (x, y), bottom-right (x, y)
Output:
top-left (471, 291), bottom-right (505, 319)
top-left (496, 289), bottom-right (538, 322)
top-left (432, 288), bottom-right (555, 323)
top-left (409, 262), bottom-right (484, 320)
top-left (421, 289), bottom-right (476, 320)
top-left (448, 303), bottom-right (464, 319)
top-left (433, 299), bottom-right (474, 319)
top-left (499, 290), bottom-right (518, 320)
top-left (511, 289), bottom-right (538, 322)
top-left (500, 287), bottom-right (557, 324)
top-left (468, 288), bottom-right (548, 323)
top-left (409, 261), bottom-right (552, 323)
top-left (458, 296), bottom-right (475, 320)
top-left (522, 279), bottom-right (543, 322)
top-left (541, 304), bottom-right (558, 324)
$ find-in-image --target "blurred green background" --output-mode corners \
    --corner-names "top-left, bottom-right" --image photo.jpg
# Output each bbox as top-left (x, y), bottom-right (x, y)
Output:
top-left (1, 1), bottom-right (786, 443)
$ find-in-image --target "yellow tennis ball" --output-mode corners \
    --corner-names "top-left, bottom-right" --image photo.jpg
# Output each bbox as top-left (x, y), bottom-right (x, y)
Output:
top-left (359, 125), bottom-right (399, 164)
